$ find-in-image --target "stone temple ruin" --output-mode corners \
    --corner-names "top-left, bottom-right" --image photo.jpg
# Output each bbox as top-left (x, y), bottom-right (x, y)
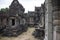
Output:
top-left (0, 0), bottom-right (60, 40)
top-left (0, 0), bottom-right (45, 37)
top-left (0, 0), bottom-right (43, 37)
top-left (0, 0), bottom-right (27, 36)
top-left (32, 3), bottom-right (45, 39)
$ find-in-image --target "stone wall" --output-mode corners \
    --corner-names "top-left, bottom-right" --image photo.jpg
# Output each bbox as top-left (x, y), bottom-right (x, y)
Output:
top-left (44, 0), bottom-right (53, 40)
top-left (52, 0), bottom-right (60, 40)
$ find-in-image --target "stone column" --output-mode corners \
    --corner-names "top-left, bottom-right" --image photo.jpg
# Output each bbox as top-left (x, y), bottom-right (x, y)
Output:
top-left (52, 0), bottom-right (60, 40)
top-left (44, 0), bottom-right (53, 40)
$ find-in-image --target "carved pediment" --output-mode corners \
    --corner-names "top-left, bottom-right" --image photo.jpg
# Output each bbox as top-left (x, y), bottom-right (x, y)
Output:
top-left (9, 0), bottom-right (25, 15)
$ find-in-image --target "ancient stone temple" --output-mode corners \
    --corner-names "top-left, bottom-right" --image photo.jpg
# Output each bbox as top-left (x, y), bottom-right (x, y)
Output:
top-left (0, 0), bottom-right (42, 36)
top-left (32, 4), bottom-right (45, 39)
top-left (0, 0), bottom-right (27, 36)
top-left (0, 0), bottom-right (60, 40)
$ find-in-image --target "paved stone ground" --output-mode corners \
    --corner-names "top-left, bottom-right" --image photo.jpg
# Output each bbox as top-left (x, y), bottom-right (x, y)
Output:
top-left (0, 27), bottom-right (39, 40)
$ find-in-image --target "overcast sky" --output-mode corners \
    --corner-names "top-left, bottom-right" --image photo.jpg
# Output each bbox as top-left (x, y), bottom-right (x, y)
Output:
top-left (0, 0), bottom-right (45, 13)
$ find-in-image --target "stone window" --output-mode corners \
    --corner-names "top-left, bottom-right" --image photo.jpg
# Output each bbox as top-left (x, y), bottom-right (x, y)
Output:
top-left (20, 19), bottom-right (25, 24)
top-left (12, 19), bottom-right (15, 26)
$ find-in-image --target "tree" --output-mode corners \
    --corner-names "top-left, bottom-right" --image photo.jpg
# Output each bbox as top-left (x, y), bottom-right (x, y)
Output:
top-left (0, 8), bottom-right (9, 13)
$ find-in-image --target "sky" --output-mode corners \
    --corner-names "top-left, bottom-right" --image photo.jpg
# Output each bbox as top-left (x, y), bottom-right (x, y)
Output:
top-left (0, 0), bottom-right (45, 13)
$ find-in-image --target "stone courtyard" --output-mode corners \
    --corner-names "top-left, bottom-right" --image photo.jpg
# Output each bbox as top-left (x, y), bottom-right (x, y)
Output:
top-left (0, 27), bottom-right (39, 40)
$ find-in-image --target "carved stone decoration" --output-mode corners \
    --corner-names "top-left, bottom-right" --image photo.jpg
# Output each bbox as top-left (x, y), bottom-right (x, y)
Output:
top-left (9, 0), bottom-right (25, 16)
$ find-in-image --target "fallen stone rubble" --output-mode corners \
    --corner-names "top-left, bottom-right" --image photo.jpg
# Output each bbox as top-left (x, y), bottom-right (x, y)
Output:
top-left (32, 28), bottom-right (45, 39)
top-left (0, 25), bottom-right (28, 37)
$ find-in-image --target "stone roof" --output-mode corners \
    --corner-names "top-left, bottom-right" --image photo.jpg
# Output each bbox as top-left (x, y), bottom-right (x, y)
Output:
top-left (9, 0), bottom-right (24, 10)
top-left (9, 0), bottom-right (25, 17)
top-left (28, 11), bottom-right (35, 17)
top-left (35, 7), bottom-right (41, 11)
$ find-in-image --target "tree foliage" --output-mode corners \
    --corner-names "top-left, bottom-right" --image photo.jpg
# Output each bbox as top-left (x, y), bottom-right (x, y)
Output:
top-left (0, 8), bottom-right (9, 13)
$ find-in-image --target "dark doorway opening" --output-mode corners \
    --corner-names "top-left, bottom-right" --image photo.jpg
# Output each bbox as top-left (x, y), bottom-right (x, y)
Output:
top-left (12, 19), bottom-right (15, 26)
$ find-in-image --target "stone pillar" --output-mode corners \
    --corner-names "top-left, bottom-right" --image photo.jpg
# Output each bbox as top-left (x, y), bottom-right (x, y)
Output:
top-left (44, 0), bottom-right (53, 40)
top-left (52, 0), bottom-right (60, 40)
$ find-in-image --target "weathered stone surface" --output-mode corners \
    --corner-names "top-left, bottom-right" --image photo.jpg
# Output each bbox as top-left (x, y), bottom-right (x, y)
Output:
top-left (32, 28), bottom-right (44, 39)
top-left (0, 0), bottom-right (27, 37)
top-left (1, 25), bottom-right (27, 37)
